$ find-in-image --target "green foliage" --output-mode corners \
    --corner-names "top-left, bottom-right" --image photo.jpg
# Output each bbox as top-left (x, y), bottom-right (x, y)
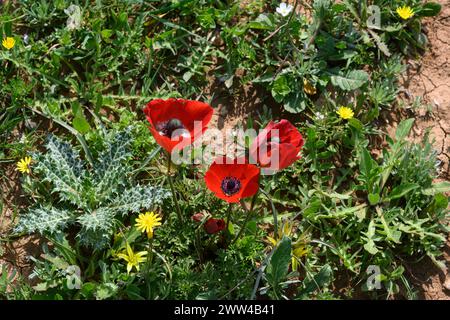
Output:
top-left (265, 236), bottom-right (292, 299)
top-left (0, 0), bottom-right (447, 301)
top-left (15, 129), bottom-right (170, 249)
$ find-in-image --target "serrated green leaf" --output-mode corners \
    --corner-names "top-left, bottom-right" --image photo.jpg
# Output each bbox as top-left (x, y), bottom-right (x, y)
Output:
top-left (297, 264), bottom-right (332, 297)
top-left (417, 2), bottom-right (441, 17)
top-left (422, 182), bottom-right (450, 196)
top-left (386, 183), bottom-right (418, 201)
top-left (271, 75), bottom-right (291, 103)
top-left (331, 70), bottom-right (369, 91)
top-left (266, 236), bottom-right (292, 287)
top-left (73, 114), bottom-right (91, 134)
top-left (395, 118), bottom-right (414, 141)
top-left (248, 14), bottom-right (274, 30)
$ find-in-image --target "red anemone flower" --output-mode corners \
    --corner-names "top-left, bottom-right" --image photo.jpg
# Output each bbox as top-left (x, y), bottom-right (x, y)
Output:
top-left (204, 157), bottom-right (260, 203)
top-left (143, 98), bottom-right (213, 153)
top-left (204, 218), bottom-right (226, 234)
top-left (250, 119), bottom-right (304, 171)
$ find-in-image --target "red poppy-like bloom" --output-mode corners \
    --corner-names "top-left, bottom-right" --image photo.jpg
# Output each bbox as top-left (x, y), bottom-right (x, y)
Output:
top-left (204, 157), bottom-right (260, 203)
top-left (250, 119), bottom-right (304, 170)
top-left (143, 98), bottom-right (214, 153)
top-left (204, 218), bottom-right (226, 234)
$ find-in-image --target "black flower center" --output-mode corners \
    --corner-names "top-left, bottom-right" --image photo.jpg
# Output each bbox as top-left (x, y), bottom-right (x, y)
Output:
top-left (221, 176), bottom-right (241, 196)
top-left (156, 118), bottom-right (187, 138)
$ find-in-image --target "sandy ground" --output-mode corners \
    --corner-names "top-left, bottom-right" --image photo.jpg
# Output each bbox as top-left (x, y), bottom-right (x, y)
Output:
top-left (393, 0), bottom-right (450, 299)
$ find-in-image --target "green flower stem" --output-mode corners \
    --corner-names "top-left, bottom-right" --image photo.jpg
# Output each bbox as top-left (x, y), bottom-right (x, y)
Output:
top-left (194, 228), bottom-right (203, 263)
top-left (144, 237), bottom-right (154, 299)
top-left (231, 193), bottom-right (257, 246)
top-left (166, 154), bottom-right (184, 223)
top-left (225, 203), bottom-right (233, 237)
top-left (259, 188), bottom-right (278, 241)
top-left (145, 237), bottom-right (154, 273)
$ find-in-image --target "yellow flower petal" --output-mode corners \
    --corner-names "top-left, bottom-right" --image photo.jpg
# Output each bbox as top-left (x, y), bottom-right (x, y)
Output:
top-left (126, 243), bottom-right (133, 257)
top-left (2, 37), bottom-right (15, 50)
top-left (267, 236), bottom-right (278, 247)
top-left (16, 156), bottom-right (32, 174)
top-left (396, 6), bottom-right (414, 20)
top-left (336, 106), bottom-right (354, 120)
top-left (135, 211), bottom-right (162, 238)
top-left (117, 253), bottom-right (129, 262)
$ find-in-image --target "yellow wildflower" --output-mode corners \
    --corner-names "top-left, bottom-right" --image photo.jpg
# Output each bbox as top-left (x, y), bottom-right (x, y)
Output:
top-left (336, 106), bottom-right (354, 120)
top-left (291, 241), bottom-right (309, 271)
top-left (16, 156), bottom-right (32, 174)
top-left (303, 78), bottom-right (317, 96)
top-left (117, 243), bottom-right (147, 274)
top-left (2, 37), bottom-right (15, 50)
top-left (135, 211), bottom-right (162, 239)
top-left (267, 220), bottom-right (293, 247)
top-left (396, 6), bottom-right (414, 20)
top-left (267, 221), bottom-right (310, 271)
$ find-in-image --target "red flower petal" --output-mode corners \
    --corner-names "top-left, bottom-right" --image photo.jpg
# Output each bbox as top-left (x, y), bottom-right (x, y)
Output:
top-left (204, 157), bottom-right (260, 203)
top-left (143, 98), bottom-right (213, 153)
top-left (250, 119), bottom-right (304, 171)
top-left (204, 218), bottom-right (226, 234)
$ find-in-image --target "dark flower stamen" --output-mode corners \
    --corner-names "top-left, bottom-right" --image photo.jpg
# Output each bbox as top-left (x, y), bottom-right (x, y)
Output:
top-left (156, 118), bottom-right (187, 138)
top-left (221, 176), bottom-right (241, 196)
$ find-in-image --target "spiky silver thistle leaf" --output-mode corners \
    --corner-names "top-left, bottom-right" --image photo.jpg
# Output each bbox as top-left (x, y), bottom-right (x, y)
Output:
top-left (35, 135), bottom-right (87, 208)
top-left (76, 207), bottom-right (115, 232)
top-left (17, 128), bottom-right (169, 249)
top-left (94, 129), bottom-right (133, 204)
top-left (15, 207), bottom-right (74, 234)
top-left (107, 185), bottom-right (171, 216)
top-left (76, 208), bottom-right (116, 249)
top-left (77, 229), bottom-right (114, 251)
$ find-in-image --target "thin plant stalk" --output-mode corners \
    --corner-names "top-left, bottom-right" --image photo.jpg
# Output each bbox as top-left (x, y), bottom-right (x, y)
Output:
top-left (144, 237), bottom-right (154, 299)
top-left (225, 203), bottom-right (233, 236)
top-left (231, 202), bottom-right (253, 245)
top-left (166, 154), bottom-right (183, 223)
top-left (260, 188), bottom-right (279, 240)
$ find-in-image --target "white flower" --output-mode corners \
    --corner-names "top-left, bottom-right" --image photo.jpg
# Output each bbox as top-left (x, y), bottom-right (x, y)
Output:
top-left (315, 112), bottom-right (325, 120)
top-left (64, 5), bottom-right (82, 31)
top-left (19, 134), bottom-right (27, 144)
top-left (276, 2), bottom-right (293, 17)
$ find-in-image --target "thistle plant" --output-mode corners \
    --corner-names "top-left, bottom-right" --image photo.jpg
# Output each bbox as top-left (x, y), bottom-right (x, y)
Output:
top-left (15, 128), bottom-right (170, 249)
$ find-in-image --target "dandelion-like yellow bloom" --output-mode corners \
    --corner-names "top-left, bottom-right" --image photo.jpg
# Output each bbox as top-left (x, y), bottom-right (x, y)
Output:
top-left (2, 37), bottom-right (15, 50)
top-left (267, 221), bottom-right (309, 271)
top-left (303, 78), bottom-right (317, 96)
top-left (396, 6), bottom-right (414, 20)
top-left (291, 243), bottom-right (309, 271)
top-left (117, 243), bottom-right (147, 274)
top-left (16, 156), bottom-right (32, 174)
top-left (135, 211), bottom-right (162, 239)
top-left (267, 220), bottom-right (293, 247)
top-left (336, 106), bottom-right (354, 120)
